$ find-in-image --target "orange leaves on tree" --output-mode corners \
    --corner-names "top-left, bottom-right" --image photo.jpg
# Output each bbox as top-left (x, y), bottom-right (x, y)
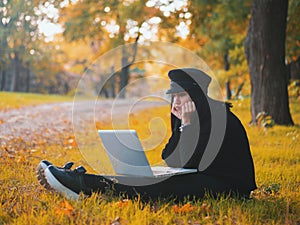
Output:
top-left (206, 5), bottom-right (212, 10)
top-left (292, 55), bottom-right (299, 61)
top-left (55, 199), bottom-right (75, 218)
top-left (198, 37), bottom-right (209, 46)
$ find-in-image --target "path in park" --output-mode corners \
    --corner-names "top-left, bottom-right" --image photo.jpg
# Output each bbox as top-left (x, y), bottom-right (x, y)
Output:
top-left (0, 99), bottom-right (168, 147)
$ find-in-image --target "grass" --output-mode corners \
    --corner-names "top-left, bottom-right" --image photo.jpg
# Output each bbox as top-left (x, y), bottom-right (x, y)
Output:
top-left (0, 92), bottom-right (73, 110)
top-left (0, 92), bottom-right (299, 224)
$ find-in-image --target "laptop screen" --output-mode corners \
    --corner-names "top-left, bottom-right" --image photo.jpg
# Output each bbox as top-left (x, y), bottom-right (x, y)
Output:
top-left (98, 130), bottom-right (154, 176)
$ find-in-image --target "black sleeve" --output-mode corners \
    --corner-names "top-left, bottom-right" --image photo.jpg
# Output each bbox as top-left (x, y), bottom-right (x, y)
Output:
top-left (161, 113), bottom-right (206, 169)
top-left (161, 114), bottom-right (181, 167)
top-left (179, 124), bottom-right (199, 168)
top-left (182, 125), bottom-right (209, 169)
top-left (179, 112), bottom-right (210, 169)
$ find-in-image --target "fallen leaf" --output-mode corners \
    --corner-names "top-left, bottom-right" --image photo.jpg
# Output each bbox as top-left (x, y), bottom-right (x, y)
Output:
top-left (55, 200), bottom-right (75, 218)
top-left (172, 203), bottom-right (194, 214)
top-left (114, 199), bottom-right (129, 208)
top-left (111, 216), bottom-right (121, 225)
top-left (17, 155), bottom-right (26, 163)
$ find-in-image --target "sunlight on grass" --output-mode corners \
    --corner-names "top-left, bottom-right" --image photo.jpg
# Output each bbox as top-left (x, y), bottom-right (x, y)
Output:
top-left (0, 95), bottom-right (299, 224)
top-left (0, 92), bottom-right (73, 110)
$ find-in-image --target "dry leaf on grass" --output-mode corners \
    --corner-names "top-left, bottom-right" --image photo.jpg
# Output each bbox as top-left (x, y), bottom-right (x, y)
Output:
top-left (111, 216), bottom-right (121, 225)
top-left (172, 203), bottom-right (195, 213)
top-left (114, 199), bottom-right (130, 208)
top-left (55, 199), bottom-right (75, 218)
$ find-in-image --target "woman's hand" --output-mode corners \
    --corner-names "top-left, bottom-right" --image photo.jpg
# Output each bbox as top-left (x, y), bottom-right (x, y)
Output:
top-left (171, 103), bottom-right (182, 120)
top-left (171, 100), bottom-right (196, 125)
top-left (181, 101), bottom-right (196, 125)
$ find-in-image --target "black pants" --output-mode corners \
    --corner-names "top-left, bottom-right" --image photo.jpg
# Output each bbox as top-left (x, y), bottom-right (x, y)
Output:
top-left (82, 172), bottom-right (249, 201)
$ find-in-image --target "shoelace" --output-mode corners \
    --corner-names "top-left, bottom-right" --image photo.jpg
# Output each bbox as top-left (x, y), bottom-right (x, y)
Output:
top-left (63, 162), bottom-right (74, 170)
top-left (74, 166), bottom-right (87, 174)
top-left (60, 161), bottom-right (87, 174)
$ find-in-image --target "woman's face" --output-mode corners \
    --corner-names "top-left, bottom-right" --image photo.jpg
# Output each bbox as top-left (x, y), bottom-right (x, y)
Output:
top-left (171, 91), bottom-right (192, 118)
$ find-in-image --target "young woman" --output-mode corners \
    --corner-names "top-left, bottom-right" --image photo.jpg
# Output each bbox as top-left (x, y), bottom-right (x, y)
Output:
top-left (37, 68), bottom-right (256, 201)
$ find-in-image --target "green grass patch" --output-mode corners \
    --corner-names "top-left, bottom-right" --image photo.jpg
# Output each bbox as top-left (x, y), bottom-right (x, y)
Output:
top-left (0, 92), bottom-right (73, 110)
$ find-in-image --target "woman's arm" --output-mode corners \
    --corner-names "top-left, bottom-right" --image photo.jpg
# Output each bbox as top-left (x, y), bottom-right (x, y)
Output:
top-left (161, 114), bottom-right (182, 167)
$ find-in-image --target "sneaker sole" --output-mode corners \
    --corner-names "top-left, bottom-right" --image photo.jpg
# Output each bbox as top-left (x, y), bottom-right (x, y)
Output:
top-left (45, 167), bottom-right (80, 200)
top-left (36, 161), bottom-right (53, 190)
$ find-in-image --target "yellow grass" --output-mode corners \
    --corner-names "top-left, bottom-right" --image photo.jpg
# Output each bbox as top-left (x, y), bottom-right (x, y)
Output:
top-left (0, 93), bottom-right (299, 224)
top-left (0, 92), bottom-right (72, 110)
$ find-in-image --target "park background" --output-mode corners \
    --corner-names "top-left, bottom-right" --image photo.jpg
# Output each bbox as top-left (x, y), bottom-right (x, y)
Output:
top-left (0, 0), bottom-right (300, 224)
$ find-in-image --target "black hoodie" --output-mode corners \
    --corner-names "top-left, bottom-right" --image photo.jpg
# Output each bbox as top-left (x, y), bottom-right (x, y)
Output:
top-left (161, 70), bottom-right (257, 194)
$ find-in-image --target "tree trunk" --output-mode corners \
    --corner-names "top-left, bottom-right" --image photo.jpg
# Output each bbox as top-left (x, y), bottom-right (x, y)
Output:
top-left (25, 66), bottom-right (30, 92)
top-left (10, 63), bottom-right (16, 92)
top-left (224, 52), bottom-right (230, 71)
top-left (225, 80), bottom-right (232, 100)
top-left (110, 66), bottom-right (116, 98)
top-left (119, 67), bottom-right (129, 98)
top-left (10, 53), bottom-right (21, 92)
top-left (118, 36), bottom-right (139, 99)
top-left (245, 0), bottom-right (293, 125)
top-left (235, 82), bottom-right (245, 99)
top-left (119, 46), bottom-right (130, 99)
top-left (0, 69), bottom-right (6, 91)
top-left (288, 56), bottom-right (300, 80)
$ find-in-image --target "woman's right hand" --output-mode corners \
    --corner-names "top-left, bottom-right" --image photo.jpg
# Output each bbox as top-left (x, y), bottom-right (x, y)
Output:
top-left (171, 103), bottom-right (182, 120)
top-left (171, 100), bottom-right (195, 124)
top-left (181, 101), bottom-right (196, 125)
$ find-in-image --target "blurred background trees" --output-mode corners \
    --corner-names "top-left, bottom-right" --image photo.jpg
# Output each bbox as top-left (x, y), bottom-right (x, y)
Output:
top-left (0, 0), bottom-right (299, 124)
top-left (0, 0), bottom-right (67, 93)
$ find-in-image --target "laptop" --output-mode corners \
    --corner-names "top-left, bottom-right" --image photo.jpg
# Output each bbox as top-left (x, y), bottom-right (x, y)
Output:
top-left (98, 130), bottom-right (197, 177)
